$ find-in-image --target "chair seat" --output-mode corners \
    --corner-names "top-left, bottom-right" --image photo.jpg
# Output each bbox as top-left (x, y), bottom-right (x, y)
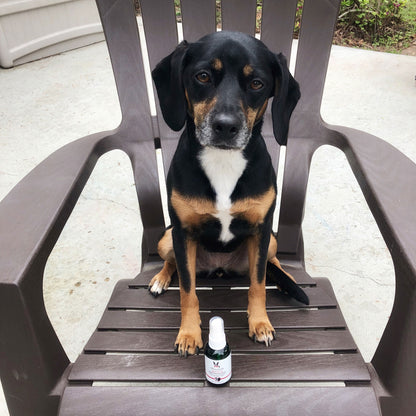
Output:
top-left (59, 263), bottom-right (380, 415)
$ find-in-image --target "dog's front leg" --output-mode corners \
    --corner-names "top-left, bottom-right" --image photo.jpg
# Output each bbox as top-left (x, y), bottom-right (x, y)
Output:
top-left (247, 229), bottom-right (276, 346)
top-left (173, 226), bottom-right (203, 357)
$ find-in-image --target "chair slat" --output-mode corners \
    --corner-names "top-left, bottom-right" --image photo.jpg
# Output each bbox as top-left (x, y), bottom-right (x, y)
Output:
top-left (85, 329), bottom-right (356, 354)
top-left (69, 353), bottom-right (370, 382)
top-left (259, 0), bottom-right (299, 172)
top-left (277, 0), bottom-right (341, 257)
top-left (96, 0), bottom-right (166, 256)
top-left (221, 0), bottom-right (257, 35)
top-left (180, 0), bottom-right (217, 42)
top-left (96, 0), bottom-right (153, 136)
top-left (108, 286), bottom-right (336, 310)
top-left (140, 0), bottom-right (179, 71)
top-left (98, 308), bottom-right (346, 331)
top-left (293, 0), bottom-right (341, 122)
top-left (60, 386), bottom-right (380, 416)
top-left (129, 141), bottom-right (166, 256)
top-left (140, 0), bottom-right (182, 166)
top-left (260, 0), bottom-right (298, 60)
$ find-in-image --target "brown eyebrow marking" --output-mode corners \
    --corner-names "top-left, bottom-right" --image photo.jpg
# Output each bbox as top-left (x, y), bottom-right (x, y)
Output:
top-left (212, 58), bottom-right (223, 71)
top-left (243, 64), bottom-right (254, 77)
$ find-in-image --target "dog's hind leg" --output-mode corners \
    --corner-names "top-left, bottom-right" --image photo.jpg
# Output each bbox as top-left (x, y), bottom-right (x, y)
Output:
top-left (148, 227), bottom-right (176, 296)
top-left (267, 233), bottom-right (296, 283)
top-left (267, 233), bottom-right (309, 305)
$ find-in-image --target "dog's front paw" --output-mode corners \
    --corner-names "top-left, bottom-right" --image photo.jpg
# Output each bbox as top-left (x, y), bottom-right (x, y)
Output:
top-left (148, 272), bottom-right (171, 297)
top-left (175, 326), bottom-right (203, 357)
top-left (248, 317), bottom-right (276, 346)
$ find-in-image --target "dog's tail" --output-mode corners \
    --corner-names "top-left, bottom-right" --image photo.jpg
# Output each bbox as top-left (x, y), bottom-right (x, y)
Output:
top-left (266, 262), bottom-right (309, 305)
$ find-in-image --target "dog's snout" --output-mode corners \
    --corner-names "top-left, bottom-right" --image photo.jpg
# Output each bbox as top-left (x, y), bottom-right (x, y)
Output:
top-left (212, 113), bottom-right (241, 141)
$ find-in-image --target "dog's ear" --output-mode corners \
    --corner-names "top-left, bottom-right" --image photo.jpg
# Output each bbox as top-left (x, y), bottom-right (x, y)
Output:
top-left (152, 41), bottom-right (189, 131)
top-left (271, 53), bottom-right (301, 146)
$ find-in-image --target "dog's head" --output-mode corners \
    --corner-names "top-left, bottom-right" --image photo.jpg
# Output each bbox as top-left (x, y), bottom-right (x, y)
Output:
top-left (152, 31), bottom-right (300, 149)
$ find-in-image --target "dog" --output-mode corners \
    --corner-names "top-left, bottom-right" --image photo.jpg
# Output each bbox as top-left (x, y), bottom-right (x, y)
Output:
top-left (149, 31), bottom-right (308, 357)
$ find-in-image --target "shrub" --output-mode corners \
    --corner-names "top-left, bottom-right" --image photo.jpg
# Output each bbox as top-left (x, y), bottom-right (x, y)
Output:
top-left (294, 0), bottom-right (413, 49)
top-left (337, 0), bottom-right (409, 45)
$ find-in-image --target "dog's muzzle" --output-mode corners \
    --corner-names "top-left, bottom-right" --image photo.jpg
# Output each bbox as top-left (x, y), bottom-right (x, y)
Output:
top-left (196, 110), bottom-right (250, 150)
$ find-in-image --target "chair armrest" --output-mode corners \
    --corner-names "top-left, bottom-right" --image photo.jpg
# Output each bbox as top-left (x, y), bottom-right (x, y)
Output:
top-left (333, 125), bottom-right (416, 285)
top-left (0, 131), bottom-right (112, 415)
top-left (330, 125), bottom-right (416, 410)
top-left (0, 131), bottom-right (114, 285)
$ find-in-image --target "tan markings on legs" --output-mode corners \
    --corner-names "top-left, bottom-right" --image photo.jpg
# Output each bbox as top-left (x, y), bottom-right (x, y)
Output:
top-left (267, 233), bottom-right (297, 283)
top-left (149, 228), bottom-right (176, 296)
top-left (158, 227), bottom-right (175, 262)
top-left (148, 261), bottom-right (176, 296)
top-left (175, 238), bottom-right (203, 356)
top-left (247, 235), bottom-right (275, 346)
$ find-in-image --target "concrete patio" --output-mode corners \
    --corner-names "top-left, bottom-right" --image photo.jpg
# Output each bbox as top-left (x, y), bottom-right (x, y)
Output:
top-left (0, 39), bottom-right (415, 415)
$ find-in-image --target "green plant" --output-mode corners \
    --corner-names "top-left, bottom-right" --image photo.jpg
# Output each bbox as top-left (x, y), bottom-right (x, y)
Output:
top-left (338, 0), bottom-right (407, 41)
top-left (294, 1), bottom-right (304, 37)
top-left (294, 0), bottom-right (414, 50)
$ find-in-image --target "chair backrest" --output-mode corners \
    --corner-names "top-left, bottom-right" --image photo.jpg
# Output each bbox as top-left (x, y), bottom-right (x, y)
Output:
top-left (95, 0), bottom-right (341, 261)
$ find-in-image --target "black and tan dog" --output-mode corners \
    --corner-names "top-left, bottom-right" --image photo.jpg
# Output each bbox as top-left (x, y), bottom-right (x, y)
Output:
top-left (150, 31), bottom-right (308, 357)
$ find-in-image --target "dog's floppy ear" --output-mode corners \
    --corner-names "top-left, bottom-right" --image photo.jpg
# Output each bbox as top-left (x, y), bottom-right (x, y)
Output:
top-left (152, 41), bottom-right (189, 131)
top-left (271, 53), bottom-right (301, 146)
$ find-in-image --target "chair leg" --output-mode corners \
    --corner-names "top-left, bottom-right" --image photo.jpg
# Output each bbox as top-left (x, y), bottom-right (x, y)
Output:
top-left (372, 261), bottom-right (416, 416)
top-left (0, 279), bottom-right (69, 416)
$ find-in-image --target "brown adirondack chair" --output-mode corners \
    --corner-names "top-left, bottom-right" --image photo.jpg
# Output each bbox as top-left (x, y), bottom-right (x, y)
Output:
top-left (1, 0), bottom-right (415, 415)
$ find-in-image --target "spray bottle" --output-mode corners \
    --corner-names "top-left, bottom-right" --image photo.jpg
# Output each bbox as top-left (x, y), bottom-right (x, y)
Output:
top-left (204, 316), bottom-right (232, 385)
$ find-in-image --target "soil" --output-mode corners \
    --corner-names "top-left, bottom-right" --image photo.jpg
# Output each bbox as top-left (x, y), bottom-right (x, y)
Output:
top-left (401, 41), bottom-right (416, 55)
top-left (333, 29), bottom-right (416, 55)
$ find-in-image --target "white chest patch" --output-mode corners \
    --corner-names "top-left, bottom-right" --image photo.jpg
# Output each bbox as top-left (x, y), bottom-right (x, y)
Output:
top-left (199, 147), bottom-right (247, 243)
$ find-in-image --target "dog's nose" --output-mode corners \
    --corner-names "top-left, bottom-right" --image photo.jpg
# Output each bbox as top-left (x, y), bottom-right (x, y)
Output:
top-left (212, 113), bottom-right (240, 141)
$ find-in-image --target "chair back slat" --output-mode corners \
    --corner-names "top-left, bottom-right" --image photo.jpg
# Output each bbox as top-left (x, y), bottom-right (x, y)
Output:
top-left (96, 0), bottom-right (166, 258)
top-left (260, 0), bottom-right (297, 61)
top-left (293, 0), bottom-right (340, 121)
top-left (259, 0), bottom-right (298, 172)
top-left (221, 0), bottom-right (257, 35)
top-left (277, 0), bottom-right (341, 256)
top-left (140, 0), bottom-right (183, 185)
top-left (96, 0), bottom-right (153, 138)
top-left (140, 0), bottom-right (179, 71)
top-left (180, 0), bottom-right (217, 42)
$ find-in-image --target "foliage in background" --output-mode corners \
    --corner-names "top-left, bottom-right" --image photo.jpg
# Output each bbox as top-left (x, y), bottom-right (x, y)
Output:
top-left (264, 0), bottom-right (414, 51)
top-left (336, 0), bottom-right (414, 49)
top-left (140, 0), bottom-right (415, 52)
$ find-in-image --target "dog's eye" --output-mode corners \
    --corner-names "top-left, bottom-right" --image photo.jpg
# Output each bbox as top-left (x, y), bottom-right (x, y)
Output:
top-left (250, 79), bottom-right (264, 90)
top-left (196, 71), bottom-right (211, 84)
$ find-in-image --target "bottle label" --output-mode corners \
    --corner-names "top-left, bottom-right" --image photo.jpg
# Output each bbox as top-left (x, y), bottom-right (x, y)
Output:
top-left (205, 353), bottom-right (232, 384)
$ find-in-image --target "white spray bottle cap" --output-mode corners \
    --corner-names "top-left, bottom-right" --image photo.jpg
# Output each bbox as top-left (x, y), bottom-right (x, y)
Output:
top-left (208, 316), bottom-right (226, 350)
